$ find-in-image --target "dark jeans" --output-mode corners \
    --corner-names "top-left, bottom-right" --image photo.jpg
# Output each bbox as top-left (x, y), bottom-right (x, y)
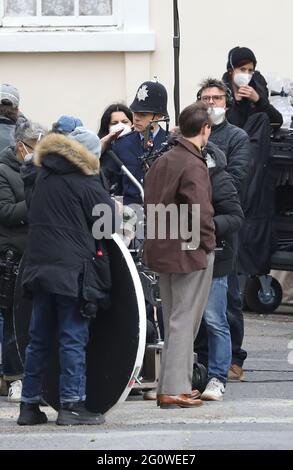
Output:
top-left (22, 291), bottom-right (89, 404)
top-left (2, 307), bottom-right (23, 381)
top-left (194, 277), bottom-right (232, 384)
top-left (203, 276), bottom-right (231, 384)
top-left (196, 269), bottom-right (247, 369)
top-left (226, 268), bottom-right (247, 367)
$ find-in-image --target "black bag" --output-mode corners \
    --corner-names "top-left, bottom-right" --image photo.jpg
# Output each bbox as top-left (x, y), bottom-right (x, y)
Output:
top-left (82, 244), bottom-right (112, 317)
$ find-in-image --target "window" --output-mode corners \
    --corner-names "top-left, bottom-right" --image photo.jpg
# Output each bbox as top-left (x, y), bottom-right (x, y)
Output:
top-left (1, 0), bottom-right (119, 27)
top-left (0, 0), bottom-right (155, 53)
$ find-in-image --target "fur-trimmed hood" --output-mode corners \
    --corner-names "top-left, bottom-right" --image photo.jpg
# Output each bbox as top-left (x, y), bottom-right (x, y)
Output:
top-left (34, 133), bottom-right (99, 175)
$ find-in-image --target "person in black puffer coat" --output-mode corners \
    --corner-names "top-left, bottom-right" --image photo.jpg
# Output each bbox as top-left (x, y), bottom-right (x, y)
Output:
top-left (17, 132), bottom-right (117, 427)
top-left (194, 141), bottom-right (244, 401)
top-left (222, 46), bottom-right (283, 129)
top-left (207, 113), bottom-right (251, 207)
top-left (196, 77), bottom-right (251, 205)
top-left (196, 77), bottom-right (253, 382)
top-left (0, 120), bottom-right (46, 402)
top-left (221, 51), bottom-right (280, 376)
top-left (0, 84), bottom-right (29, 154)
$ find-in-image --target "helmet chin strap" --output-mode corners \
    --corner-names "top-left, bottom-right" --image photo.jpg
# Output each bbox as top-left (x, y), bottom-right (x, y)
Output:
top-left (143, 122), bottom-right (154, 150)
top-left (150, 113), bottom-right (159, 131)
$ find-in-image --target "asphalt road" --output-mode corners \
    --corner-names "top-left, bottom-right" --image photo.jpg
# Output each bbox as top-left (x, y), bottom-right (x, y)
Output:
top-left (0, 311), bottom-right (293, 450)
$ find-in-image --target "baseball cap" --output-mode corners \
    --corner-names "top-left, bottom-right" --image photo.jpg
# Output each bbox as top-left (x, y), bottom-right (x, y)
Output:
top-left (54, 115), bottom-right (84, 134)
top-left (0, 84), bottom-right (20, 108)
top-left (70, 126), bottom-right (102, 160)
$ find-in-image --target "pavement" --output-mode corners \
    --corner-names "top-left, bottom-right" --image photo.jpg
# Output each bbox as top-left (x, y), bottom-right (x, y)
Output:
top-left (0, 310), bottom-right (293, 450)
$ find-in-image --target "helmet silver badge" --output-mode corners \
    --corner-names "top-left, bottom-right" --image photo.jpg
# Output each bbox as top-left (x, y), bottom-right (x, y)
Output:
top-left (137, 85), bottom-right (149, 102)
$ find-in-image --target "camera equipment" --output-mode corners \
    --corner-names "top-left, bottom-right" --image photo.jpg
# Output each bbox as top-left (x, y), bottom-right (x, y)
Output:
top-left (173, 0), bottom-right (180, 125)
top-left (136, 261), bottom-right (161, 307)
top-left (108, 151), bottom-right (145, 202)
top-left (192, 362), bottom-right (208, 393)
top-left (139, 131), bottom-right (177, 170)
top-left (0, 250), bottom-right (19, 312)
top-left (140, 116), bottom-right (170, 159)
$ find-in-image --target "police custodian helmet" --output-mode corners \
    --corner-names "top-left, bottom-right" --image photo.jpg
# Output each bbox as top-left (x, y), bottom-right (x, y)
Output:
top-left (130, 80), bottom-right (168, 117)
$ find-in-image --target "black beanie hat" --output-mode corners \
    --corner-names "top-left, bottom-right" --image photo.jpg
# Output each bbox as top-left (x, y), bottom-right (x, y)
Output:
top-left (227, 47), bottom-right (257, 70)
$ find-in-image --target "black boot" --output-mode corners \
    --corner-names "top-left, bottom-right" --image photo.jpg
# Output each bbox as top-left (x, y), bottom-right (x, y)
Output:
top-left (17, 402), bottom-right (48, 426)
top-left (56, 401), bottom-right (105, 426)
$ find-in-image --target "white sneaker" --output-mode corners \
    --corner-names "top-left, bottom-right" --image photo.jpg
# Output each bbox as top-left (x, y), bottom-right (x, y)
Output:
top-left (7, 380), bottom-right (22, 403)
top-left (201, 378), bottom-right (225, 401)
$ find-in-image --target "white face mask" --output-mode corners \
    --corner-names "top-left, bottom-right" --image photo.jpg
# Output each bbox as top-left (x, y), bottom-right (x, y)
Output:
top-left (24, 153), bottom-right (34, 163)
top-left (109, 122), bottom-right (132, 137)
top-left (233, 72), bottom-right (253, 87)
top-left (209, 107), bottom-right (226, 126)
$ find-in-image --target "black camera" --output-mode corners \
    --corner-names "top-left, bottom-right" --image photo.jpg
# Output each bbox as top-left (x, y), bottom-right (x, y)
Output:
top-left (0, 250), bottom-right (19, 312)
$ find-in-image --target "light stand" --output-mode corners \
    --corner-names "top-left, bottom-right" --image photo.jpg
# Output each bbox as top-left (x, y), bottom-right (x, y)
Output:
top-left (173, 0), bottom-right (180, 125)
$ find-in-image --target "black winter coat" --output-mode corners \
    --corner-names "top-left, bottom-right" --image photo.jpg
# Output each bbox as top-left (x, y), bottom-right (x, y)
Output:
top-left (205, 141), bottom-right (244, 277)
top-left (222, 71), bottom-right (283, 129)
top-left (0, 118), bottom-right (16, 154)
top-left (0, 146), bottom-right (28, 254)
top-left (22, 133), bottom-right (116, 299)
top-left (0, 112), bottom-right (29, 154)
top-left (209, 120), bottom-right (251, 205)
top-left (237, 113), bottom-right (276, 275)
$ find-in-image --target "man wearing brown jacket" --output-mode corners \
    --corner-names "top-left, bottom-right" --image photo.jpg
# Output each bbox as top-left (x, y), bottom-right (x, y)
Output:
top-left (143, 102), bottom-right (216, 409)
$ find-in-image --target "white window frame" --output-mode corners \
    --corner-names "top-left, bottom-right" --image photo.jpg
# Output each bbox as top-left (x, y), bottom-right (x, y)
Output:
top-left (1, 0), bottom-right (120, 27)
top-left (0, 0), bottom-right (155, 52)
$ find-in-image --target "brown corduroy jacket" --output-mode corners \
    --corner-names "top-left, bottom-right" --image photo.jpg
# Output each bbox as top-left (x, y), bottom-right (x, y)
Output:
top-left (143, 137), bottom-right (215, 273)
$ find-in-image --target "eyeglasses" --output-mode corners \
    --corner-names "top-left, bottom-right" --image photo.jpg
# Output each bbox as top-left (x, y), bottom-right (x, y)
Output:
top-left (201, 95), bottom-right (226, 104)
top-left (20, 141), bottom-right (35, 151)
